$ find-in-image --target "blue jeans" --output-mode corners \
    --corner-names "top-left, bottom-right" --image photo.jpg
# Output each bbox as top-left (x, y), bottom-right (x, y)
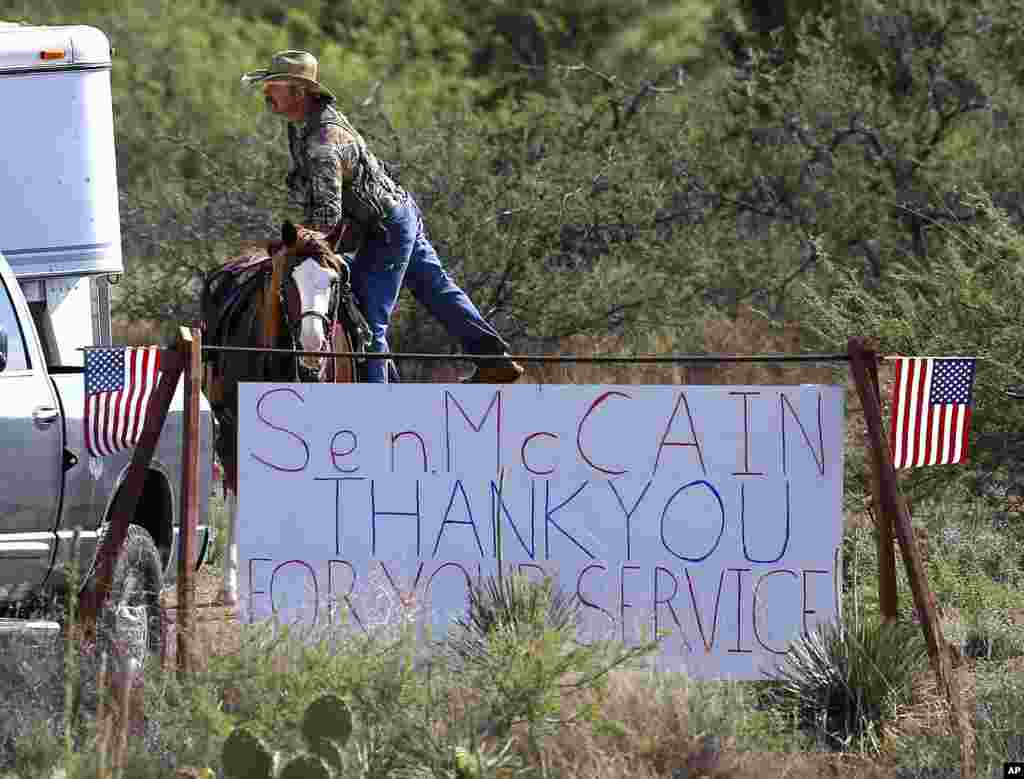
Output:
top-left (350, 196), bottom-right (509, 382)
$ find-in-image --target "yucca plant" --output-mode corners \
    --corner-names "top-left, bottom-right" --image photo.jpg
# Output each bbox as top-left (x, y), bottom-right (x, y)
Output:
top-left (764, 613), bottom-right (928, 751)
top-left (449, 571), bottom-right (579, 663)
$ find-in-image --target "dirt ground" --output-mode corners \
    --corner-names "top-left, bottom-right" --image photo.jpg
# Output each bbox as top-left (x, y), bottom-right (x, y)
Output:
top-left (159, 566), bottom-right (241, 667)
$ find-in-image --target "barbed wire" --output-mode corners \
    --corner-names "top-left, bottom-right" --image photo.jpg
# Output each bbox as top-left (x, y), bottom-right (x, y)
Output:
top-left (198, 344), bottom-right (851, 364)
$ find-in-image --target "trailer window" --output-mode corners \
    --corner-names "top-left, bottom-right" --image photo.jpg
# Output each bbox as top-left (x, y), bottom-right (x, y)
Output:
top-left (0, 278), bottom-right (30, 372)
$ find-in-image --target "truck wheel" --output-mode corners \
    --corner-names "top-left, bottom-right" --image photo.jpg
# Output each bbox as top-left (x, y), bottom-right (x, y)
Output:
top-left (96, 524), bottom-right (164, 670)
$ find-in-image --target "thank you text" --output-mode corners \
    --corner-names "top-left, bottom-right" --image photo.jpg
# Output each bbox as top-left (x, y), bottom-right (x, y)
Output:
top-left (237, 383), bottom-right (844, 679)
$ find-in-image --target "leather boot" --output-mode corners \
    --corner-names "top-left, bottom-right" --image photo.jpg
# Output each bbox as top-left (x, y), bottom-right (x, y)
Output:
top-left (463, 354), bottom-right (525, 383)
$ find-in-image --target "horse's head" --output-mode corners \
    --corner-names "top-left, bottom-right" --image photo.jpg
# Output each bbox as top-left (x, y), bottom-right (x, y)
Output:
top-left (273, 220), bottom-right (348, 357)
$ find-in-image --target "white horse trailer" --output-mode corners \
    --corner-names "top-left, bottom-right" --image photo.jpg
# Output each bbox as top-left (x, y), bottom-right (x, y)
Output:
top-left (0, 23), bottom-right (120, 365)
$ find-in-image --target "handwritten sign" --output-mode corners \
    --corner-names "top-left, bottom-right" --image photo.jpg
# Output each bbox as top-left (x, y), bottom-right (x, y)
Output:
top-left (237, 383), bottom-right (844, 679)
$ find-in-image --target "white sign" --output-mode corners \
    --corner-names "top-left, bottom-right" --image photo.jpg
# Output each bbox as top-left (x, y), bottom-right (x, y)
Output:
top-left (237, 383), bottom-right (844, 679)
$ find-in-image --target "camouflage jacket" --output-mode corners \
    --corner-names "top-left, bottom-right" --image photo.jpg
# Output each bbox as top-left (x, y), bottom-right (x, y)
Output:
top-left (286, 100), bottom-right (406, 234)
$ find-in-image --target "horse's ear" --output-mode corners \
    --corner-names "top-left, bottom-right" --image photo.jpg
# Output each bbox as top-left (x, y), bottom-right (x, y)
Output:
top-left (282, 220), bottom-right (299, 247)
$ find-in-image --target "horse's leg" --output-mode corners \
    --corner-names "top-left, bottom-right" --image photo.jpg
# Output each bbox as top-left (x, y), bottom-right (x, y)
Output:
top-left (218, 488), bottom-right (239, 606)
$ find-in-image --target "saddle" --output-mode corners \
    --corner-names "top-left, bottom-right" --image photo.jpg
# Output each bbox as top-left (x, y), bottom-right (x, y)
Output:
top-left (200, 251), bottom-right (274, 366)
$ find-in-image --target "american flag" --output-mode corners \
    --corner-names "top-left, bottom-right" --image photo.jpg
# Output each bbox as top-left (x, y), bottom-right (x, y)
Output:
top-left (84, 347), bottom-right (162, 457)
top-left (889, 357), bottom-right (976, 470)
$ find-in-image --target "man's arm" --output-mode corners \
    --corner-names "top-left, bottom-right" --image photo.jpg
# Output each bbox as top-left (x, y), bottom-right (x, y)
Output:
top-left (306, 124), bottom-right (360, 232)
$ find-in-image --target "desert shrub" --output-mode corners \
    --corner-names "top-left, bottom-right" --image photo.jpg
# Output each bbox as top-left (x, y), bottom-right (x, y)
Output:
top-left (0, 634), bottom-right (64, 770)
top-left (764, 613), bottom-right (929, 752)
top-left (131, 662), bottom-right (236, 771)
top-left (928, 555), bottom-right (1024, 629)
top-left (5, 719), bottom-right (62, 779)
top-left (962, 611), bottom-right (1024, 662)
top-left (975, 665), bottom-right (1024, 776)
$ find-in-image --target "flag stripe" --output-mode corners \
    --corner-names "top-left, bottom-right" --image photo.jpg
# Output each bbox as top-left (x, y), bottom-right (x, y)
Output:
top-left (925, 397), bottom-right (937, 464)
top-left (114, 377), bottom-right (128, 450)
top-left (928, 402), bottom-right (943, 466)
top-left (125, 348), bottom-right (144, 446)
top-left (956, 407), bottom-right (972, 464)
top-left (950, 405), bottom-right (963, 464)
top-left (120, 349), bottom-right (138, 449)
top-left (914, 358), bottom-right (933, 468)
top-left (908, 358), bottom-right (925, 467)
top-left (126, 347), bottom-right (148, 446)
top-left (132, 348), bottom-right (159, 445)
top-left (101, 391), bottom-right (113, 457)
top-left (92, 393), bottom-right (102, 457)
top-left (941, 405), bottom-right (954, 464)
top-left (900, 358), bottom-right (919, 468)
top-left (938, 397), bottom-right (949, 465)
top-left (897, 359), bottom-right (916, 468)
top-left (110, 389), bottom-right (122, 454)
top-left (889, 359), bottom-right (903, 467)
top-left (922, 377), bottom-right (937, 466)
top-left (85, 395), bottom-right (94, 458)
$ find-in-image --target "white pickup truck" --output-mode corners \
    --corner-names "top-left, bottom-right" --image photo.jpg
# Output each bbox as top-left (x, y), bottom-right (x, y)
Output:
top-left (0, 22), bottom-right (214, 649)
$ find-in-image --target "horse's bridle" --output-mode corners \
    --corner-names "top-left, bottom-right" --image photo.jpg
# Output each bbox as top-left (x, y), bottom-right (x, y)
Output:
top-left (279, 256), bottom-right (347, 381)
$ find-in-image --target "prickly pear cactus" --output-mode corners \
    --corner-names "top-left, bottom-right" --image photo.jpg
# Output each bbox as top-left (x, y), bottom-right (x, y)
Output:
top-left (277, 752), bottom-right (333, 779)
top-left (301, 693), bottom-right (353, 750)
top-left (222, 726), bottom-right (275, 779)
top-left (221, 695), bottom-right (352, 779)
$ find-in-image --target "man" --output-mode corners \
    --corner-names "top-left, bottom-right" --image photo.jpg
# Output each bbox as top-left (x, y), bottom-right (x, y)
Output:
top-left (241, 51), bottom-right (524, 383)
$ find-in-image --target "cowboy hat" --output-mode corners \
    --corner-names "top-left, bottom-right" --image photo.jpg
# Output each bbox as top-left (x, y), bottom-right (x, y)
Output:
top-left (241, 50), bottom-right (335, 101)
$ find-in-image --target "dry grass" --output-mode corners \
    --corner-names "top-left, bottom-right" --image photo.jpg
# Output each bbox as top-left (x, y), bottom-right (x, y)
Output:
top-left (534, 670), bottom-right (907, 779)
top-left (403, 306), bottom-right (841, 387)
top-left (159, 566), bottom-right (242, 668)
top-left (537, 672), bottom-right (745, 779)
top-left (111, 318), bottom-right (176, 347)
top-left (523, 310), bottom-right (837, 388)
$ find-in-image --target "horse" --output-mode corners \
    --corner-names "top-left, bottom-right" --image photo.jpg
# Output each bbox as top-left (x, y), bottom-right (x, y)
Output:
top-left (201, 219), bottom-right (371, 605)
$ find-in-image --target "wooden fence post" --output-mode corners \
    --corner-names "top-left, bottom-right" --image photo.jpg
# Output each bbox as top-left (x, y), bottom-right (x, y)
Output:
top-left (177, 327), bottom-right (202, 677)
top-left (847, 337), bottom-right (974, 779)
top-left (849, 341), bottom-right (899, 622)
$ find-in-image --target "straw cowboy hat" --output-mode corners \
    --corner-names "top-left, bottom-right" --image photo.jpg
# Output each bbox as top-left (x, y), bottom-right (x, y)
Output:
top-left (241, 50), bottom-right (335, 101)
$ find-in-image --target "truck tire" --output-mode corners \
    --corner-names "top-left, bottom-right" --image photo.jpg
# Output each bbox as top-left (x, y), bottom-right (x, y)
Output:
top-left (95, 524), bottom-right (164, 670)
